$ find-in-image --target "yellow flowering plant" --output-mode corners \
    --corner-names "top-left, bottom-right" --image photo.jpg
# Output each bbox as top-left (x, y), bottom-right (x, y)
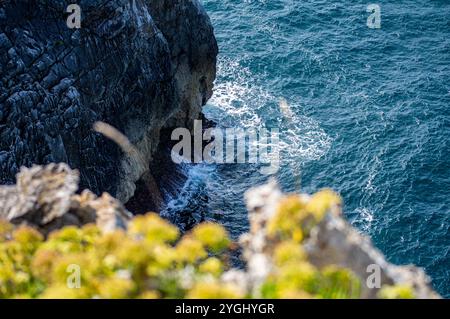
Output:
top-left (0, 190), bottom-right (415, 299)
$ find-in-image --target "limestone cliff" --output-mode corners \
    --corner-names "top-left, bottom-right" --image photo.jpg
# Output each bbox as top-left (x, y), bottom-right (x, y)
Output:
top-left (0, 0), bottom-right (218, 202)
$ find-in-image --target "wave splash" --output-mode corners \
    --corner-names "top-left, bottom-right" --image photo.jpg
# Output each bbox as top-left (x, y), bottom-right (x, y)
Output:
top-left (162, 56), bottom-right (332, 234)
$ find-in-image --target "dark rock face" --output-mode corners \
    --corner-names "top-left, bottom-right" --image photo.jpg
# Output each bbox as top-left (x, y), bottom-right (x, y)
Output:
top-left (0, 0), bottom-right (218, 202)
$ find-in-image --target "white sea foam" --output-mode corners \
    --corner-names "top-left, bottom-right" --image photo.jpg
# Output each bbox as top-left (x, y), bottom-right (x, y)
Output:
top-left (353, 207), bottom-right (374, 233)
top-left (206, 56), bottom-right (332, 169)
top-left (164, 56), bottom-right (332, 225)
top-left (206, 57), bottom-right (266, 128)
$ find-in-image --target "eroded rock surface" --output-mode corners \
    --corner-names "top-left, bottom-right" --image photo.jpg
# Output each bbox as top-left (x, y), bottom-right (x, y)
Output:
top-left (240, 180), bottom-right (439, 299)
top-left (0, 163), bottom-right (131, 235)
top-left (0, 0), bottom-right (217, 202)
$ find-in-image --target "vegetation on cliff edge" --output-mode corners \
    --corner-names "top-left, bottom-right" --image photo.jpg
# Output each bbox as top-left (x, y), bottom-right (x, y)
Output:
top-left (0, 189), bottom-right (413, 299)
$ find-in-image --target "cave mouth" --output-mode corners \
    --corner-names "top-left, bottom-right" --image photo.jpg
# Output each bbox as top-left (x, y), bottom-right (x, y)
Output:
top-left (124, 177), bottom-right (159, 215)
top-left (124, 115), bottom-right (217, 221)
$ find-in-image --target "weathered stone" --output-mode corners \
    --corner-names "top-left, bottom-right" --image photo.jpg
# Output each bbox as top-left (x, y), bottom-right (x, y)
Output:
top-left (306, 212), bottom-right (440, 298)
top-left (0, 163), bottom-right (79, 225)
top-left (240, 180), bottom-right (439, 299)
top-left (70, 190), bottom-right (132, 233)
top-left (0, 0), bottom-right (217, 203)
top-left (0, 163), bottom-right (130, 234)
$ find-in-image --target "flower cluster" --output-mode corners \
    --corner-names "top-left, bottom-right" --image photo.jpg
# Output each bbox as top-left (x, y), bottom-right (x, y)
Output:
top-left (0, 215), bottom-right (233, 298)
top-left (260, 190), bottom-right (414, 299)
top-left (267, 190), bottom-right (341, 243)
top-left (0, 189), bottom-right (415, 299)
top-left (262, 191), bottom-right (362, 298)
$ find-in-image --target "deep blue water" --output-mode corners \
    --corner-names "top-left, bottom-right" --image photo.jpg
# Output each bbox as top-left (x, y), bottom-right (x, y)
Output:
top-left (166, 0), bottom-right (450, 296)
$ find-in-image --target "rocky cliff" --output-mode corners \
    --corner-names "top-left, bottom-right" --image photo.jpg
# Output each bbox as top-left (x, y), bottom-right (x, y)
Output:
top-left (0, 164), bottom-right (439, 298)
top-left (241, 180), bottom-right (439, 299)
top-left (0, 0), bottom-right (217, 202)
top-left (0, 1), bottom-right (440, 299)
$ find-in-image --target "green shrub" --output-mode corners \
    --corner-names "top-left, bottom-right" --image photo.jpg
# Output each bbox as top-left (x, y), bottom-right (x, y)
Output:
top-left (0, 191), bottom-right (415, 299)
top-left (0, 214), bottom-right (233, 298)
top-left (378, 284), bottom-right (415, 299)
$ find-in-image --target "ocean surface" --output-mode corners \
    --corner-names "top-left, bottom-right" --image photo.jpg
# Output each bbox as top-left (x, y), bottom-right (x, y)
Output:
top-left (164, 0), bottom-right (450, 296)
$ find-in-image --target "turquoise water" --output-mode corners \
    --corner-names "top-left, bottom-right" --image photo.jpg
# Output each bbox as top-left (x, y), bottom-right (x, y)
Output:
top-left (167, 0), bottom-right (450, 296)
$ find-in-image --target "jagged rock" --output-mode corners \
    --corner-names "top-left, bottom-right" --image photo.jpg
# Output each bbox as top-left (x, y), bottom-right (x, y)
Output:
top-left (147, 0), bottom-right (218, 128)
top-left (0, 163), bottom-right (131, 234)
top-left (0, 163), bottom-right (79, 225)
top-left (0, 0), bottom-right (217, 202)
top-left (240, 180), bottom-right (439, 299)
top-left (239, 180), bottom-right (282, 293)
top-left (306, 213), bottom-right (440, 298)
top-left (0, 165), bottom-right (440, 298)
top-left (70, 190), bottom-right (132, 233)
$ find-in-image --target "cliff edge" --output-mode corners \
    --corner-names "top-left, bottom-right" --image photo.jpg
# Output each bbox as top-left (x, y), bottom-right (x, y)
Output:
top-left (0, 0), bottom-right (218, 202)
top-left (0, 164), bottom-right (439, 298)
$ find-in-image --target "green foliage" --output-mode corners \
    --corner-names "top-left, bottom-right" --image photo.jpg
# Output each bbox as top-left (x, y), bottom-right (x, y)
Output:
top-left (0, 214), bottom-right (232, 299)
top-left (0, 191), bottom-right (415, 299)
top-left (192, 222), bottom-right (230, 253)
top-left (187, 281), bottom-right (243, 299)
top-left (378, 284), bottom-right (415, 299)
top-left (261, 191), bottom-right (360, 299)
top-left (316, 266), bottom-right (361, 299)
top-left (267, 190), bottom-right (341, 243)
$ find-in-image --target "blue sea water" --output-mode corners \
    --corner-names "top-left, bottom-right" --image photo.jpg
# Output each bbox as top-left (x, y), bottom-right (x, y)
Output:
top-left (166, 0), bottom-right (450, 296)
